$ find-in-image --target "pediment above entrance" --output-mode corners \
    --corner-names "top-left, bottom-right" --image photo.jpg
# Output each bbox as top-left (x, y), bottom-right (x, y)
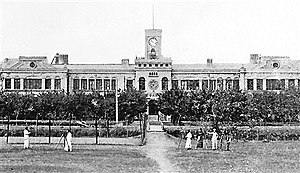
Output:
top-left (246, 55), bottom-right (300, 71)
top-left (2, 56), bottom-right (59, 71)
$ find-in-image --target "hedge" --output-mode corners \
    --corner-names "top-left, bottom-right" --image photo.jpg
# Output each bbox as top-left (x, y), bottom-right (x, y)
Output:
top-left (164, 125), bottom-right (300, 141)
top-left (0, 126), bottom-right (141, 138)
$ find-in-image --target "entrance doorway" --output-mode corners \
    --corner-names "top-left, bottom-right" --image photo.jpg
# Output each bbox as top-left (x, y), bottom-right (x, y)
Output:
top-left (148, 100), bottom-right (158, 115)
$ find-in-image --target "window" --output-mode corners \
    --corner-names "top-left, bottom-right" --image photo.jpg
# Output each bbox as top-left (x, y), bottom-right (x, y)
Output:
top-left (14, 79), bottom-right (20, 89)
top-left (5, 78), bottom-right (11, 89)
top-left (171, 80), bottom-right (178, 90)
top-left (257, 79), bottom-right (263, 90)
top-left (247, 79), bottom-right (254, 90)
top-left (104, 79), bottom-right (110, 90)
top-left (54, 79), bottom-right (61, 90)
top-left (181, 80), bottom-right (188, 90)
top-left (126, 80), bottom-right (133, 90)
top-left (226, 78), bottom-right (233, 90)
top-left (81, 79), bottom-right (87, 90)
top-left (111, 79), bottom-right (116, 91)
top-left (139, 77), bottom-right (145, 90)
top-left (162, 77), bottom-right (168, 90)
top-left (233, 78), bottom-right (239, 91)
top-left (188, 80), bottom-right (199, 90)
top-left (45, 79), bottom-right (51, 89)
top-left (288, 79), bottom-right (295, 89)
top-left (209, 79), bottom-right (216, 91)
top-left (73, 79), bottom-right (79, 90)
top-left (24, 79), bottom-right (42, 89)
top-left (202, 80), bottom-right (208, 90)
top-left (96, 79), bottom-right (102, 90)
top-left (88, 79), bottom-right (95, 90)
top-left (217, 78), bottom-right (223, 90)
top-left (266, 79), bottom-right (285, 90)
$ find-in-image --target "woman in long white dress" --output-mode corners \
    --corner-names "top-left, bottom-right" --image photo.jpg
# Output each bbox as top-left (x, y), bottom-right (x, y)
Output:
top-left (23, 127), bottom-right (30, 149)
top-left (185, 130), bottom-right (193, 150)
top-left (64, 130), bottom-right (72, 152)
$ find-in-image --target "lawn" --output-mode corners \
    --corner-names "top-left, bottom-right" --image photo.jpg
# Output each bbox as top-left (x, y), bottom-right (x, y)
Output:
top-left (0, 144), bottom-right (159, 173)
top-left (168, 140), bottom-right (300, 173)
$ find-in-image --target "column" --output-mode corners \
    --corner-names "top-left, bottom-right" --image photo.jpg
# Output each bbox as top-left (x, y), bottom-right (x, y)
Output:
top-left (2, 79), bottom-right (5, 90)
top-left (263, 79), bottom-right (266, 90)
top-left (42, 79), bottom-right (45, 90)
top-left (295, 79), bottom-right (299, 88)
top-left (253, 79), bottom-right (257, 91)
top-left (199, 79), bottom-right (202, 90)
top-left (64, 74), bottom-right (68, 92)
top-left (79, 78), bottom-right (81, 90)
top-left (51, 79), bottom-right (55, 90)
top-left (11, 79), bottom-right (15, 90)
top-left (178, 79), bottom-right (181, 90)
top-left (223, 79), bottom-right (226, 90)
top-left (285, 79), bottom-right (288, 90)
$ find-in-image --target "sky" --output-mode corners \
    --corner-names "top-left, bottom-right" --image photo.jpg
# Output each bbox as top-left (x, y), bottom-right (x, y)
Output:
top-left (1, 0), bottom-right (300, 65)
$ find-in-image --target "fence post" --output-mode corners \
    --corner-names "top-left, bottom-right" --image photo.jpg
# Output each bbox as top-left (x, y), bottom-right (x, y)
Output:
top-left (48, 119), bottom-right (51, 144)
top-left (6, 115), bottom-right (10, 144)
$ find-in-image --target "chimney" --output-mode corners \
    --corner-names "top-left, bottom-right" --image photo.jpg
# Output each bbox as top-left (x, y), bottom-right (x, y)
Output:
top-left (52, 53), bottom-right (68, 65)
top-left (207, 58), bottom-right (213, 67)
top-left (121, 59), bottom-right (129, 66)
top-left (250, 54), bottom-right (261, 64)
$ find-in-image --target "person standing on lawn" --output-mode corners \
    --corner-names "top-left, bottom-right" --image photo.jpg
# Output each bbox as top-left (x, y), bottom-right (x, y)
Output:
top-left (64, 130), bottom-right (72, 152)
top-left (185, 130), bottom-right (193, 150)
top-left (225, 129), bottom-right (232, 151)
top-left (23, 127), bottom-right (31, 149)
top-left (208, 128), bottom-right (218, 150)
top-left (195, 128), bottom-right (204, 149)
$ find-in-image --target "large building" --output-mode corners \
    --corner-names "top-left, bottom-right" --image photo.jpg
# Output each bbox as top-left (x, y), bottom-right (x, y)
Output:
top-left (1, 28), bottom-right (300, 105)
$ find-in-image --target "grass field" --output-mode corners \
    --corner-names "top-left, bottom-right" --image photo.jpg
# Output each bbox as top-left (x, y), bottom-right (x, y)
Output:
top-left (169, 140), bottom-right (300, 173)
top-left (0, 144), bottom-right (159, 173)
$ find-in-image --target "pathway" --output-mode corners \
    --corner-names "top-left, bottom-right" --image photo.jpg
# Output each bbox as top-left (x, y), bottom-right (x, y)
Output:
top-left (141, 131), bottom-right (182, 173)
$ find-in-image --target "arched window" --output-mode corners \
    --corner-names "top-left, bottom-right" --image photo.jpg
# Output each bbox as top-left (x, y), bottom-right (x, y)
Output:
top-left (162, 77), bottom-right (168, 90)
top-left (139, 77), bottom-right (145, 90)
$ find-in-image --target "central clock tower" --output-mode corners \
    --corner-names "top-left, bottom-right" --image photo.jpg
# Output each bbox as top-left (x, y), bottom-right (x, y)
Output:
top-left (145, 29), bottom-right (162, 59)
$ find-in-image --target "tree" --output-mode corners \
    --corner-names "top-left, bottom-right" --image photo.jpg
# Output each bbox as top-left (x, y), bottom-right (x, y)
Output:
top-left (118, 88), bottom-right (147, 124)
top-left (158, 89), bottom-right (194, 125)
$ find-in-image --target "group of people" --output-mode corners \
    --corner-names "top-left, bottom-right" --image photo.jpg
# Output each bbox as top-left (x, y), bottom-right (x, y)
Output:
top-left (23, 127), bottom-right (72, 152)
top-left (184, 128), bottom-right (232, 151)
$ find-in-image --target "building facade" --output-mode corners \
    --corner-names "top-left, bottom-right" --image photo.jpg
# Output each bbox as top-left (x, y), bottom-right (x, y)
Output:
top-left (1, 28), bottom-right (300, 98)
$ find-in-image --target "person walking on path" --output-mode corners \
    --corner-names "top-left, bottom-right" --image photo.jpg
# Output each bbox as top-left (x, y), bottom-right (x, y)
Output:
top-left (64, 130), bottom-right (72, 152)
top-left (208, 128), bottom-right (218, 150)
top-left (23, 127), bottom-right (31, 149)
top-left (185, 130), bottom-right (193, 150)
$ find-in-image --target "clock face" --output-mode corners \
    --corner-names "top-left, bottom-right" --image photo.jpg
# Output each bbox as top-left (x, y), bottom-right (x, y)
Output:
top-left (148, 79), bottom-right (159, 90)
top-left (148, 37), bottom-right (158, 47)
